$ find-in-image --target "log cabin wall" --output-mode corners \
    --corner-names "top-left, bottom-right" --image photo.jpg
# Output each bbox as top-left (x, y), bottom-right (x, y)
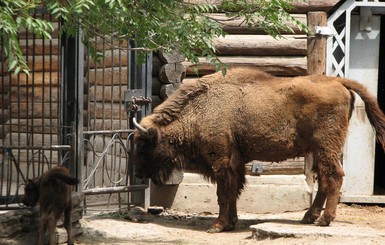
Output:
top-left (0, 12), bottom-right (65, 203)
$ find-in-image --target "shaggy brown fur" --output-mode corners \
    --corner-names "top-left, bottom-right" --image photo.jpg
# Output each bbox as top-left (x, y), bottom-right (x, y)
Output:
top-left (22, 165), bottom-right (79, 245)
top-left (134, 67), bottom-right (385, 232)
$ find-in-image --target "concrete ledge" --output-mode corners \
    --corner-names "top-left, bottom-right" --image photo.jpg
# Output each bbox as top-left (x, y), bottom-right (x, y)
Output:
top-left (251, 222), bottom-right (385, 239)
top-left (150, 173), bottom-right (311, 214)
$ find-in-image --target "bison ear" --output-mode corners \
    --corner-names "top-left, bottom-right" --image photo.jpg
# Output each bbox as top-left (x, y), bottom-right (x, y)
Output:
top-left (141, 127), bottom-right (160, 143)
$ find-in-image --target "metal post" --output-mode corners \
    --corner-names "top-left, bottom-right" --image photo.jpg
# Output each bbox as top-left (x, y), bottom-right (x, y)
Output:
top-left (61, 30), bottom-right (84, 190)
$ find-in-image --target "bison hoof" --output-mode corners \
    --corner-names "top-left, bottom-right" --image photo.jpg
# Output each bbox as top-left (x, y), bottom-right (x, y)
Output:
top-left (207, 226), bottom-right (222, 233)
top-left (315, 215), bottom-right (332, 226)
top-left (300, 212), bottom-right (318, 224)
top-left (207, 224), bottom-right (234, 233)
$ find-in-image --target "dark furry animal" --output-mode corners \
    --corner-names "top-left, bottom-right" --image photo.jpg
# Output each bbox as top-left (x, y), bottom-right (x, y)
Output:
top-left (22, 165), bottom-right (79, 245)
top-left (133, 67), bottom-right (385, 233)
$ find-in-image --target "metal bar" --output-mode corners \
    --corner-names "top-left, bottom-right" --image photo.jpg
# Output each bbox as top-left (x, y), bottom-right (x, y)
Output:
top-left (83, 129), bottom-right (134, 135)
top-left (0, 145), bottom-right (72, 150)
top-left (83, 185), bottom-right (148, 195)
top-left (77, 30), bottom-right (85, 192)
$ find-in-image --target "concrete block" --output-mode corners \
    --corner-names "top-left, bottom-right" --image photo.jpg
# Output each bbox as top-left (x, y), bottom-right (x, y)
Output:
top-left (150, 173), bottom-right (311, 214)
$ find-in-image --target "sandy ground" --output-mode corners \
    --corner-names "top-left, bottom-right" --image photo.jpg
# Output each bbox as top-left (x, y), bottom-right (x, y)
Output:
top-left (75, 203), bottom-right (385, 245)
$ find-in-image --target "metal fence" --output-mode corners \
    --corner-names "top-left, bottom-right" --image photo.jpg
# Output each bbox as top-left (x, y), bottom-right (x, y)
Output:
top-left (0, 8), bottom-right (152, 210)
top-left (82, 38), bottom-right (152, 210)
top-left (0, 8), bottom-right (72, 209)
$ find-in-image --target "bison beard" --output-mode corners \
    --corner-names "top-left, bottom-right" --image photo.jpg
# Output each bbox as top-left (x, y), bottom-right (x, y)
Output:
top-left (133, 67), bottom-right (385, 233)
top-left (22, 165), bottom-right (79, 245)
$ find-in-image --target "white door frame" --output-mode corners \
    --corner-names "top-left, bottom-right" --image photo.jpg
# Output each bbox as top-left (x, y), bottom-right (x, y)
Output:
top-left (326, 0), bottom-right (385, 203)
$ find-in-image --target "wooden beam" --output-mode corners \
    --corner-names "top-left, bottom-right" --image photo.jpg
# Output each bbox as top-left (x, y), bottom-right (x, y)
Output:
top-left (87, 50), bottom-right (129, 69)
top-left (208, 13), bottom-right (307, 35)
top-left (213, 35), bottom-right (307, 56)
top-left (88, 85), bottom-right (127, 103)
top-left (9, 102), bottom-right (59, 119)
top-left (247, 159), bottom-right (305, 175)
top-left (85, 118), bottom-right (130, 132)
top-left (307, 11), bottom-right (327, 75)
top-left (2, 55), bottom-right (61, 73)
top-left (0, 77), bottom-right (10, 93)
top-left (5, 119), bottom-right (60, 134)
top-left (159, 63), bottom-right (186, 84)
top-left (183, 56), bottom-right (307, 76)
top-left (292, 0), bottom-right (341, 14)
top-left (83, 185), bottom-right (148, 195)
top-left (88, 102), bottom-right (128, 120)
top-left (86, 67), bottom-right (129, 86)
top-left (19, 39), bottom-right (59, 55)
top-left (10, 87), bottom-right (59, 102)
top-left (305, 12), bottom-right (328, 195)
top-left (0, 109), bottom-right (9, 124)
top-left (7, 72), bottom-right (60, 87)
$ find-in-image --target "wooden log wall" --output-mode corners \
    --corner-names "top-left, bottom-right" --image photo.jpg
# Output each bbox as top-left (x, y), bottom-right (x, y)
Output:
top-left (85, 40), bottom-right (129, 132)
top-left (0, 17), bottom-right (62, 167)
top-left (183, 14), bottom-right (308, 78)
top-left (181, 0), bottom-right (340, 78)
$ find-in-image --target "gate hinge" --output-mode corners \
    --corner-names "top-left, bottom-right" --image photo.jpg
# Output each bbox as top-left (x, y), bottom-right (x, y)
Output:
top-left (125, 89), bottom-right (152, 112)
top-left (251, 162), bottom-right (264, 175)
top-left (315, 26), bottom-right (334, 37)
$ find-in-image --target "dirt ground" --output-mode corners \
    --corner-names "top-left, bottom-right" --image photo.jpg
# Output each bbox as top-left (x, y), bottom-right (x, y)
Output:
top-left (75, 203), bottom-right (385, 245)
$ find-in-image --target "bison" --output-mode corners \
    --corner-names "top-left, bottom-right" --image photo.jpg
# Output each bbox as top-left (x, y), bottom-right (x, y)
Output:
top-left (22, 165), bottom-right (79, 245)
top-left (133, 67), bottom-right (385, 233)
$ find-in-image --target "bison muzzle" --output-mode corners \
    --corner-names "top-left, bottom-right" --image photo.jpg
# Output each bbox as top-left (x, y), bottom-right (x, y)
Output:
top-left (133, 67), bottom-right (385, 233)
top-left (22, 165), bottom-right (79, 245)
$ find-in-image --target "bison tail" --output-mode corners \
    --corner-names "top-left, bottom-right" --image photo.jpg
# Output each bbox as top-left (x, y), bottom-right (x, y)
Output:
top-left (340, 78), bottom-right (385, 151)
top-left (53, 173), bottom-right (80, 186)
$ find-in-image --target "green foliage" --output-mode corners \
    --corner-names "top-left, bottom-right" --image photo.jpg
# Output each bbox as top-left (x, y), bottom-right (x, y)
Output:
top-left (221, 0), bottom-right (307, 37)
top-left (0, 0), bottom-right (54, 74)
top-left (0, 0), bottom-right (306, 74)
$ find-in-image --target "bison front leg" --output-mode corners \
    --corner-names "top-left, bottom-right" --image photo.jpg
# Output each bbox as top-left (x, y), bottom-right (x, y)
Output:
top-left (208, 167), bottom-right (243, 233)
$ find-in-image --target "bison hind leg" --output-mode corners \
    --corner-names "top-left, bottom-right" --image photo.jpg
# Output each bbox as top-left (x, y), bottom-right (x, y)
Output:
top-left (302, 148), bottom-right (344, 226)
top-left (300, 173), bottom-right (327, 224)
top-left (63, 205), bottom-right (74, 245)
top-left (38, 214), bottom-right (49, 245)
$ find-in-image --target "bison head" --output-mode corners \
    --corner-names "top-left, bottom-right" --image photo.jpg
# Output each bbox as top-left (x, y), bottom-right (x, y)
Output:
top-left (133, 120), bottom-right (179, 186)
top-left (22, 178), bottom-right (40, 207)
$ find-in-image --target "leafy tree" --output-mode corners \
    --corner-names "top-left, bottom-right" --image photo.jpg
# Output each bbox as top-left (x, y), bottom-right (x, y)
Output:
top-left (0, 0), bottom-right (306, 74)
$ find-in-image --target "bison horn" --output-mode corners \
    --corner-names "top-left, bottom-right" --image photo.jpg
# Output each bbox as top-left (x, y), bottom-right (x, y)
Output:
top-left (133, 117), bottom-right (148, 133)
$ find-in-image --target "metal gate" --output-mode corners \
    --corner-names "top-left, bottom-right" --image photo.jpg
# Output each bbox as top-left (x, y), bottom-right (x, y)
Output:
top-left (0, 8), bottom-right (152, 210)
top-left (0, 8), bottom-right (74, 209)
top-left (82, 38), bottom-right (152, 210)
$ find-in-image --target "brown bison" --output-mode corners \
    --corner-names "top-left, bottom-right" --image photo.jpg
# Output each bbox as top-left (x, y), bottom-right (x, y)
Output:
top-left (133, 67), bottom-right (385, 233)
top-left (22, 165), bottom-right (79, 245)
